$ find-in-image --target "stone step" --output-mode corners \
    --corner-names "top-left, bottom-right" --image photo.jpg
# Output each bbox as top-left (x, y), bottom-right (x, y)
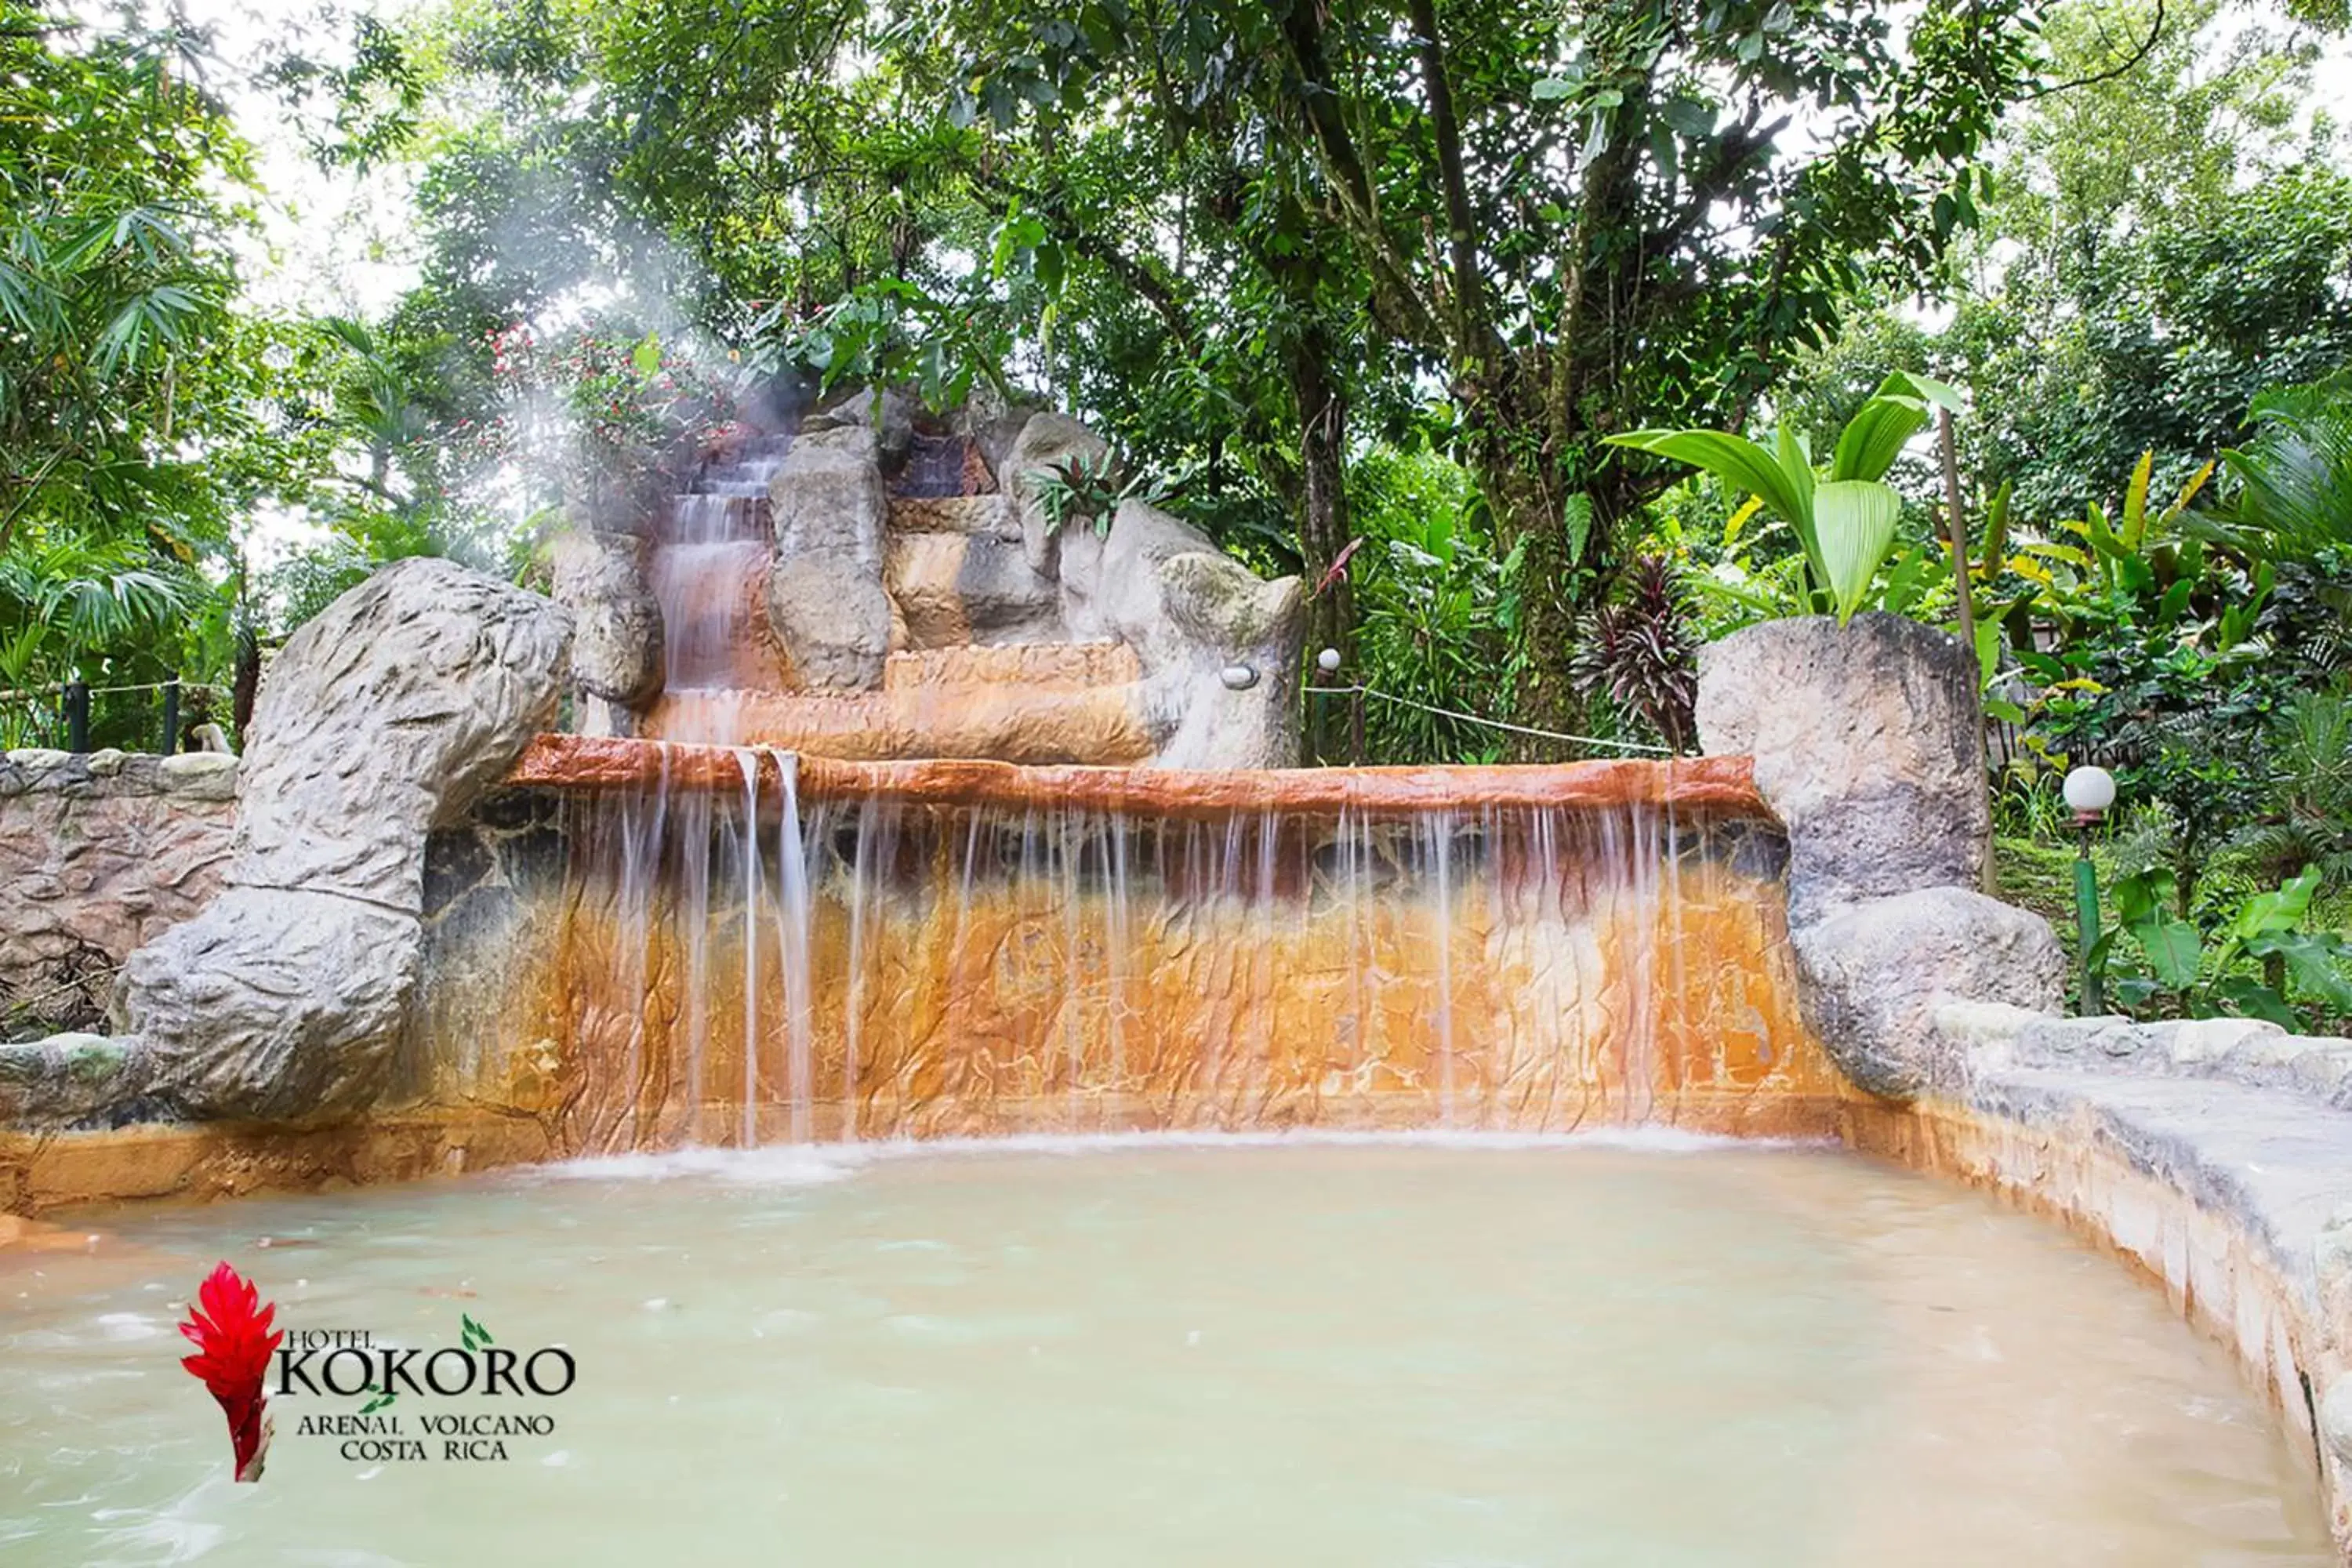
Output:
top-left (640, 670), bottom-right (1152, 765)
top-left (886, 494), bottom-right (1018, 541)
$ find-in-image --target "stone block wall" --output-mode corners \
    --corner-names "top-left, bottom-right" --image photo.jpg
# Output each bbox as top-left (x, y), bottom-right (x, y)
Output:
top-left (0, 749), bottom-right (238, 1036)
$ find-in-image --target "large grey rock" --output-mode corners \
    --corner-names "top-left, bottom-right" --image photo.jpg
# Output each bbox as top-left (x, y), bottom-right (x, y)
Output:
top-left (1696, 613), bottom-right (2061, 1102)
top-left (16, 558), bottom-right (575, 1127)
top-left (1075, 499), bottom-right (1307, 768)
top-left (1792, 887), bottom-right (2066, 1098)
top-left (771, 423), bottom-right (887, 561)
top-left (0, 1033), bottom-right (147, 1127)
top-left (547, 530), bottom-right (662, 708)
top-left (1006, 412), bottom-right (1111, 579)
top-left (802, 385), bottom-right (914, 468)
top-left (227, 558), bottom-right (572, 913)
top-left (116, 890), bottom-right (420, 1120)
top-left (767, 552), bottom-right (893, 691)
top-left (1698, 614), bottom-right (1987, 920)
top-left (768, 423), bottom-right (891, 691)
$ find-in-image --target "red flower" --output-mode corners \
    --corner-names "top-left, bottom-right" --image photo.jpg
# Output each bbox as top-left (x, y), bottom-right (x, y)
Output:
top-left (177, 1263), bottom-right (283, 1483)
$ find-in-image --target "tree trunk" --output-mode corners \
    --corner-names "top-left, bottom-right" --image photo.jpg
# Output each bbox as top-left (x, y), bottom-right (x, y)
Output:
top-left (1287, 321), bottom-right (1352, 664)
top-left (1472, 436), bottom-right (1592, 758)
top-left (1283, 318), bottom-right (1353, 764)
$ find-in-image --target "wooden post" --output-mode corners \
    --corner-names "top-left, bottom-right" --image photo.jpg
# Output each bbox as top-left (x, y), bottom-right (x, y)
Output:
top-left (64, 679), bottom-right (89, 753)
top-left (1938, 408), bottom-right (1998, 896)
top-left (162, 677), bottom-right (181, 755)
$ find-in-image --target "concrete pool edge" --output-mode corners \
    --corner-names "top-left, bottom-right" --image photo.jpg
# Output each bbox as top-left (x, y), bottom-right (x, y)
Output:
top-left (1847, 1070), bottom-right (2352, 1553)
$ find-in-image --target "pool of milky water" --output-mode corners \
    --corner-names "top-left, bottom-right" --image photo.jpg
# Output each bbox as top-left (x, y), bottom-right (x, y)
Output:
top-left (0, 1134), bottom-right (2334, 1566)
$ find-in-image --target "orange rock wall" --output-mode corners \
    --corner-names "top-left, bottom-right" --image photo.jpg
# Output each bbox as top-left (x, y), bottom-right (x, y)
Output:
top-left (400, 793), bottom-right (1855, 1155)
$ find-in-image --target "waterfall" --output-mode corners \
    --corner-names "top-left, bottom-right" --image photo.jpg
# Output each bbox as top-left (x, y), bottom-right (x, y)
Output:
top-left (534, 426), bottom-right (1830, 1150)
top-left (643, 433), bottom-right (795, 748)
top-left (543, 760), bottom-right (1835, 1149)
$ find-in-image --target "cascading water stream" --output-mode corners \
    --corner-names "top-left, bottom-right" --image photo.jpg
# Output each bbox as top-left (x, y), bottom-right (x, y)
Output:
top-left (546, 767), bottom-right (1831, 1151)
top-left (557, 429), bottom-right (1824, 1152)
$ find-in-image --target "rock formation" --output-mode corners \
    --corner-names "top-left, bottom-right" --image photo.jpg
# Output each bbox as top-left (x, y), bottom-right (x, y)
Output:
top-left (0, 558), bottom-right (571, 1125)
top-left (556, 386), bottom-right (1306, 768)
top-left (1698, 613), bottom-right (2066, 1098)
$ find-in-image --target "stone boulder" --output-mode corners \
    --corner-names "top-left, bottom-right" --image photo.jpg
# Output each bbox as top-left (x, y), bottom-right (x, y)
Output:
top-left (767, 553), bottom-right (894, 691)
top-left (117, 890), bottom-right (421, 1120)
top-left (768, 423), bottom-right (891, 691)
top-left (1075, 499), bottom-right (1307, 769)
top-left (1698, 614), bottom-right (1988, 921)
top-left (223, 559), bottom-right (572, 913)
top-left (1699, 613), bottom-right (2065, 1102)
top-left (1792, 887), bottom-right (2065, 1098)
top-left (547, 530), bottom-right (662, 713)
top-left (0, 559), bottom-right (572, 1127)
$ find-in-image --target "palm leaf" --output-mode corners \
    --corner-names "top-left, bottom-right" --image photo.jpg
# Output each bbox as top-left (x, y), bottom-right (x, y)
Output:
top-left (1829, 388), bottom-right (1931, 484)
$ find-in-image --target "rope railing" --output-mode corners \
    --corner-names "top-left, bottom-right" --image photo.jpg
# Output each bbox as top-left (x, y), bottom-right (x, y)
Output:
top-left (0, 677), bottom-right (228, 702)
top-left (1301, 683), bottom-right (1675, 757)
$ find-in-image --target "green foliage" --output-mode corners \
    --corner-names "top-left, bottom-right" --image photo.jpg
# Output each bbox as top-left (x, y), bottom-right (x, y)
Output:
top-left (2106, 866), bottom-right (2352, 1029)
top-left (1791, 0), bottom-right (2352, 523)
top-left (1025, 449), bottom-right (1186, 540)
top-left (1608, 372), bottom-right (1958, 623)
top-left (1345, 448), bottom-right (1524, 764)
top-left (2222, 374), bottom-right (2352, 554)
top-left (2229, 688), bottom-right (2352, 892)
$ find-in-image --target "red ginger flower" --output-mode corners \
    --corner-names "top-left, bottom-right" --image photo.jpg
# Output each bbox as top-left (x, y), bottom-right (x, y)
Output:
top-left (177, 1262), bottom-right (283, 1482)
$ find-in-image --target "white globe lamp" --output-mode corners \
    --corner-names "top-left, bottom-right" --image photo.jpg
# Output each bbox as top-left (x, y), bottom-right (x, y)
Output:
top-left (2062, 765), bottom-right (2116, 822)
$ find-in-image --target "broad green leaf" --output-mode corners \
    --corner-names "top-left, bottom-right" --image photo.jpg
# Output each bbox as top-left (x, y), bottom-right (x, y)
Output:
top-left (2155, 579), bottom-right (2194, 625)
top-left (2129, 916), bottom-right (2201, 989)
top-left (2112, 869), bottom-right (2170, 928)
top-left (2246, 932), bottom-right (2352, 1011)
top-left (1722, 495), bottom-right (1762, 550)
top-left (1829, 389), bottom-right (1931, 482)
top-left (2212, 976), bottom-right (2300, 1029)
top-left (1606, 430), bottom-right (1810, 539)
top-left (1882, 370), bottom-right (1965, 412)
top-left (1773, 423), bottom-right (1820, 580)
top-left (2233, 868), bottom-right (2320, 940)
top-left (1983, 697), bottom-right (2027, 724)
top-left (1973, 616), bottom-right (2001, 689)
top-left (2079, 502), bottom-right (2125, 561)
top-left (1813, 480), bottom-right (1901, 623)
top-left (1978, 478), bottom-right (2011, 577)
top-left (2167, 458), bottom-right (2216, 519)
top-left (632, 332), bottom-right (662, 379)
top-left (2119, 449), bottom-right (2153, 550)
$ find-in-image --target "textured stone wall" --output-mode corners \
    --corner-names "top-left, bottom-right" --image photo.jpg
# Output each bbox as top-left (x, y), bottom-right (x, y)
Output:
top-left (0, 749), bottom-right (238, 1035)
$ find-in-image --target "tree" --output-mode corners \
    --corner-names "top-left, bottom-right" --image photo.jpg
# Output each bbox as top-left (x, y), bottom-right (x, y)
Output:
top-left (0, 2), bottom-right (247, 557)
top-left (1788, 0), bottom-right (2352, 521)
top-left (938, 0), bottom-right (2044, 733)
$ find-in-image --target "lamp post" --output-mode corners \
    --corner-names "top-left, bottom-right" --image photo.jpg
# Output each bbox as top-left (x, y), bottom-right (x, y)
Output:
top-left (2063, 764), bottom-right (2117, 1015)
top-left (1312, 648), bottom-right (1354, 765)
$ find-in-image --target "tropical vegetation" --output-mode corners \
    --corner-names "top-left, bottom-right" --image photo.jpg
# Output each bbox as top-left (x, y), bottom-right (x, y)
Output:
top-left (3, 0), bottom-right (2350, 1029)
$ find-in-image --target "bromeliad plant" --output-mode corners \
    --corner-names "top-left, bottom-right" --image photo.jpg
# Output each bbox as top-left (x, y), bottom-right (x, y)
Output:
top-left (1027, 448), bottom-right (1189, 539)
top-left (1606, 372), bottom-right (1962, 624)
